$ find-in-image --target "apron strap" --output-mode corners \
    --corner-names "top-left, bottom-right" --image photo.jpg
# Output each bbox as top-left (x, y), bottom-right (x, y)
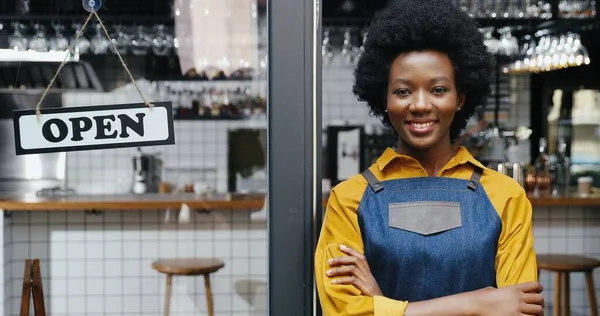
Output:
top-left (361, 169), bottom-right (384, 193)
top-left (467, 166), bottom-right (484, 190)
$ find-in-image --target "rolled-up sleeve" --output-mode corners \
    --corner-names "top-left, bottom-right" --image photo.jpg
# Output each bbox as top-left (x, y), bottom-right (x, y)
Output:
top-left (315, 178), bottom-right (408, 316)
top-left (495, 187), bottom-right (538, 287)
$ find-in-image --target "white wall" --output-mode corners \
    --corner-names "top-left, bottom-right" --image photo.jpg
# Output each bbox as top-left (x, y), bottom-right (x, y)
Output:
top-left (4, 210), bottom-right (267, 316)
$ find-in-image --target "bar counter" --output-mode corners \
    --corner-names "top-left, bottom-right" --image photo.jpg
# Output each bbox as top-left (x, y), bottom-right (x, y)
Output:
top-left (0, 191), bottom-right (598, 211)
top-left (527, 193), bottom-right (600, 207)
top-left (0, 193), bottom-right (266, 211)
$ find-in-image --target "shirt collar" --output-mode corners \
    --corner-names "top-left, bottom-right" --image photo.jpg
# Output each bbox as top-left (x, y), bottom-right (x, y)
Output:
top-left (376, 146), bottom-right (486, 172)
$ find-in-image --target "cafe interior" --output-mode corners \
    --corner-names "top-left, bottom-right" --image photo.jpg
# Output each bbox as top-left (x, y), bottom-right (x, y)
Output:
top-left (0, 0), bottom-right (599, 315)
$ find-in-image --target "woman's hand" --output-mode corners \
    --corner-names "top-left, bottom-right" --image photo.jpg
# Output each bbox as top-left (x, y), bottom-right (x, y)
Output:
top-left (326, 244), bottom-right (383, 297)
top-left (473, 281), bottom-right (545, 316)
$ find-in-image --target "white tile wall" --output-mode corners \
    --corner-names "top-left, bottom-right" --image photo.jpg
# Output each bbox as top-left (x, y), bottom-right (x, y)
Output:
top-left (1, 63), bottom-right (598, 316)
top-left (62, 80), bottom-right (268, 195)
top-left (5, 210), bottom-right (267, 316)
top-left (534, 206), bottom-right (600, 316)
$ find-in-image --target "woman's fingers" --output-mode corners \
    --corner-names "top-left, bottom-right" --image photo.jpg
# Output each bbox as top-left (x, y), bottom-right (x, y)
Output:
top-left (331, 276), bottom-right (368, 291)
top-left (339, 244), bottom-right (364, 258)
top-left (326, 264), bottom-right (365, 279)
top-left (520, 292), bottom-right (544, 316)
top-left (328, 255), bottom-right (358, 267)
top-left (519, 302), bottom-right (544, 316)
top-left (516, 281), bottom-right (543, 293)
top-left (522, 293), bottom-right (544, 304)
top-left (326, 245), bottom-right (384, 297)
top-left (337, 244), bottom-right (370, 269)
top-left (331, 275), bottom-right (381, 296)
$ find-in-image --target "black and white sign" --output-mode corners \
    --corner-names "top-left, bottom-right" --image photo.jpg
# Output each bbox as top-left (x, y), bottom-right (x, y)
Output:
top-left (13, 102), bottom-right (175, 155)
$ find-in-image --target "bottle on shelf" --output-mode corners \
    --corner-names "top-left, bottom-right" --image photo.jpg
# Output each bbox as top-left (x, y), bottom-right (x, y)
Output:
top-left (525, 165), bottom-right (537, 194)
top-left (534, 137), bottom-right (551, 196)
top-left (553, 137), bottom-right (571, 196)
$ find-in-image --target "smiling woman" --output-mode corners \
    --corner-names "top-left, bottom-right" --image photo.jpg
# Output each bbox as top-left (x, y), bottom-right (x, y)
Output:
top-left (315, 0), bottom-right (544, 315)
top-left (386, 50), bottom-right (465, 171)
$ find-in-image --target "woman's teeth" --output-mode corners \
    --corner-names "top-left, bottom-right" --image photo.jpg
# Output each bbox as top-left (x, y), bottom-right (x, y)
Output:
top-left (410, 122), bottom-right (435, 129)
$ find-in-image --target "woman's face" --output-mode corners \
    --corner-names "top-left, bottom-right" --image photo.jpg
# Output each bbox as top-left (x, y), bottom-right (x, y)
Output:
top-left (386, 50), bottom-right (465, 151)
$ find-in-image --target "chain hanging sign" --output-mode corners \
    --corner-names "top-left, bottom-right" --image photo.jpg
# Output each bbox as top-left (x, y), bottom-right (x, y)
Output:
top-left (12, 0), bottom-right (175, 155)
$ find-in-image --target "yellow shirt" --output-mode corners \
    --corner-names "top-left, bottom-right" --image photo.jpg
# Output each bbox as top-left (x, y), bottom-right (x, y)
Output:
top-left (315, 146), bottom-right (537, 316)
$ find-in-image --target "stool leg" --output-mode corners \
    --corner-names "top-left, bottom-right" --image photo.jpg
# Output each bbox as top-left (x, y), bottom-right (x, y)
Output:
top-left (585, 271), bottom-right (598, 316)
top-left (164, 274), bottom-right (173, 316)
top-left (204, 274), bottom-right (214, 316)
top-left (554, 272), bottom-right (562, 316)
top-left (562, 273), bottom-right (570, 316)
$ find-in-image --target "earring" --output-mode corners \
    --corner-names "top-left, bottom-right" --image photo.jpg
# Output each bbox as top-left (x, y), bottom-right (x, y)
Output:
top-left (457, 107), bottom-right (461, 112)
top-left (385, 109), bottom-right (388, 113)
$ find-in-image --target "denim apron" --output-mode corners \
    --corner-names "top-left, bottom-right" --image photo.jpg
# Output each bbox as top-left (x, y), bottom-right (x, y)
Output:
top-left (358, 166), bottom-right (501, 301)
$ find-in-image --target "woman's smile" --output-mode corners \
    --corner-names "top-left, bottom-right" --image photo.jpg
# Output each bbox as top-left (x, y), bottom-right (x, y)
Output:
top-left (405, 120), bottom-right (438, 135)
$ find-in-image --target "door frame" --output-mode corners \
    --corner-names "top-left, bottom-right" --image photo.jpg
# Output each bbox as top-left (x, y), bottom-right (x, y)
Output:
top-left (267, 0), bottom-right (322, 314)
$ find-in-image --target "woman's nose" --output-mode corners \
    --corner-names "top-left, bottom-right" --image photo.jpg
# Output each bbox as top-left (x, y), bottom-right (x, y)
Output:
top-left (412, 91), bottom-right (431, 111)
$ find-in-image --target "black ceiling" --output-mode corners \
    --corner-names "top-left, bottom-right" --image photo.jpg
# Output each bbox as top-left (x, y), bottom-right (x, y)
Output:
top-left (0, 0), bottom-right (389, 23)
top-left (322, 0), bottom-right (389, 22)
top-left (2, 0), bottom-right (171, 16)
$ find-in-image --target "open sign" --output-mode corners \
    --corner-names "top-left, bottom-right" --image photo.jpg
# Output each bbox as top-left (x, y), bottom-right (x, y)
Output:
top-left (13, 102), bottom-right (175, 155)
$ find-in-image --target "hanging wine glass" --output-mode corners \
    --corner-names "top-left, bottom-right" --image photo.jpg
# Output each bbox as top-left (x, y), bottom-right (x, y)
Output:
top-left (152, 24), bottom-right (173, 56)
top-left (498, 27), bottom-right (519, 56)
top-left (49, 23), bottom-right (69, 51)
top-left (131, 25), bottom-right (151, 56)
top-left (321, 28), bottom-right (333, 64)
top-left (512, 0), bottom-right (527, 18)
top-left (568, 32), bottom-right (591, 66)
top-left (523, 37), bottom-right (537, 72)
top-left (341, 28), bottom-right (353, 64)
top-left (547, 36), bottom-right (560, 69)
top-left (70, 22), bottom-right (91, 55)
top-left (357, 27), bottom-right (368, 60)
top-left (29, 24), bottom-right (49, 52)
top-left (17, 0), bottom-right (30, 15)
top-left (498, 0), bottom-right (510, 18)
top-left (9, 22), bottom-right (28, 51)
top-left (481, 27), bottom-right (499, 54)
top-left (109, 25), bottom-right (130, 55)
top-left (556, 35), bottom-right (569, 68)
top-left (90, 23), bottom-right (109, 55)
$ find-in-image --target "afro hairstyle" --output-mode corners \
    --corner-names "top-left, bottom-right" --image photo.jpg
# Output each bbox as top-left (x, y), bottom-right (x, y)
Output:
top-left (352, 0), bottom-right (493, 142)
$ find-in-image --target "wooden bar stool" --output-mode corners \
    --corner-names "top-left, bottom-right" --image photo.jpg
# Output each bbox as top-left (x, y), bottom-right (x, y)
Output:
top-left (152, 258), bottom-right (225, 316)
top-left (537, 254), bottom-right (600, 316)
top-left (20, 259), bottom-right (46, 316)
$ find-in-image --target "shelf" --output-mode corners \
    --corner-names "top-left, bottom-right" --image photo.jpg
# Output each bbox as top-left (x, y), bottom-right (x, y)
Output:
top-left (0, 49), bottom-right (79, 63)
top-left (147, 76), bottom-right (256, 82)
top-left (0, 193), bottom-right (265, 211)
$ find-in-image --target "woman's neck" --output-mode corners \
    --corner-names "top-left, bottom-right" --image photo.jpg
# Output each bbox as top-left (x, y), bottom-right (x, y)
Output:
top-left (396, 142), bottom-right (457, 176)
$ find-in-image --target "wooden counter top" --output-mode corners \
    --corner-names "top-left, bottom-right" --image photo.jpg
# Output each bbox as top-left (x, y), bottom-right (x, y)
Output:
top-left (0, 191), bottom-right (597, 211)
top-left (527, 193), bottom-right (600, 207)
top-left (0, 193), bottom-right (266, 211)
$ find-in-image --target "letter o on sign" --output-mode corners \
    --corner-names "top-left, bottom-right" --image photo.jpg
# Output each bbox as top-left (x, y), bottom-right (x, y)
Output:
top-left (41, 118), bottom-right (69, 143)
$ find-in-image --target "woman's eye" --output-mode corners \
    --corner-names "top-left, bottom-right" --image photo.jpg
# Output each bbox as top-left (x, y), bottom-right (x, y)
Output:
top-left (432, 87), bottom-right (447, 94)
top-left (394, 89), bottom-right (410, 95)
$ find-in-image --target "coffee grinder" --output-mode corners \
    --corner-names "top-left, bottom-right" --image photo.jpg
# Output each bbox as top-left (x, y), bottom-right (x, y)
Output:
top-left (132, 148), bottom-right (161, 194)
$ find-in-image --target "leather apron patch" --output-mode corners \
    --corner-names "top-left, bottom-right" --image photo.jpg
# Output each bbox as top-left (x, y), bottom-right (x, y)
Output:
top-left (388, 201), bottom-right (462, 236)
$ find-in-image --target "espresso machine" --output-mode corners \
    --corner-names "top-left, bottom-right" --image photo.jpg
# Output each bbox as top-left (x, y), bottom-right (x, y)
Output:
top-left (132, 148), bottom-right (162, 194)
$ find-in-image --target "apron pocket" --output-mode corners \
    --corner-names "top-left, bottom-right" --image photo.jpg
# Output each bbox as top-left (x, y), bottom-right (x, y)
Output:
top-left (388, 201), bottom-right (462, 236)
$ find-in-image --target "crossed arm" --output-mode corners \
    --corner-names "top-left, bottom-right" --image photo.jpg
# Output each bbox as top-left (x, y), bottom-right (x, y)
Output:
top-left (315, 188), bottom-right (543, 316)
